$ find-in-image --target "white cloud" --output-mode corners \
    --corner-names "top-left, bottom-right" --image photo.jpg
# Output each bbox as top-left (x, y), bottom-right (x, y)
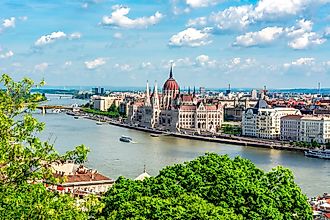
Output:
top-left (141, 62), bottom-right (153, 69)
top-left (284, 57), bottom-right (315, 68)
top-left (234, 27), bottom-right (284, 47)
top-left (35, 31), bottom-right (81, 46)
top-left (85, 58), bottom-right (106, 69)
top-left (234, 19), bottom-right (326, 49)
top-left (187, 17), bottom-right (207, 27)
top-left (2, 17), bottom-right (16, 28)
top-left (196, 0), bottom-right (330, 31)
top-left (169, 27), bottom-right (212, 47)
top-left (186, 0), bottom-right (223, 8)
top-left (114, 63), bottom-right (132, 71)
top-left (102, 5), bottom-right (163, 29)
top-left (286, 19), bottom-right (326, 49)
top-left (35, 31), bottom-right (67, 46)
top-left (325, 27), bottom-right (330, 37)
top-left (195, 55), bottom-right (217, 68)
top-left (34, 62), bottom-right (49, 72)
top-left (63, 61), bottom-right (72, 69)
top-left (231, 57), bottom-right (241, 65)
top-left (69, 32), bottom-right (82, 39)
top-left (254, 0), bottom-right (309, 20)
top-left (210, 5), bottom-right (253, 30)
top-left (81, 3), bottom-right (89, 8)
top-left (0, 50), bottom-right (14, 59)
top-left (19, 16), bottom-right (28, 21)
top-left (288, 32), bottom-right (325, 49)
top-left (113, 32), bottom-right (123, 39)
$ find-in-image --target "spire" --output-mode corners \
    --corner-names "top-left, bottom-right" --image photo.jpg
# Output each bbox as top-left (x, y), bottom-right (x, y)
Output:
top-left (145, 80), bottom-right (151, 106)
top-left (188, 86), bottom-right (191, 95)
top-left (152, 80), bottom-right (159, 107)
top-left (169, 63), bottom-right (173, 78)
top-left (193, 86), bottom-right (196, 96)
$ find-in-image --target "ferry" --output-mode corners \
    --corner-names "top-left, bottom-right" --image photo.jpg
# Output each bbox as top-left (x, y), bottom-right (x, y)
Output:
top-left (119, 136), bottom-right (133, 143)
top-left (304, 149), bottom-right (330, 159)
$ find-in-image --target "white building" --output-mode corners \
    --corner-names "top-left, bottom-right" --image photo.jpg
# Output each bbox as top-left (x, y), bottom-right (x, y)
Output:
top-left (93, 96), bottom-right (123, 111)
top-left (47, 161), bottom-right (114, 197)
top-left (281, 115), bottom-right (330, 144)
top-left (242, 99), bottom-right (301, 139)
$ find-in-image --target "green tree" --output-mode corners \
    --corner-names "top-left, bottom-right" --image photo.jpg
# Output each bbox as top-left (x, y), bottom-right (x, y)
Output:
top-left (101, 153), bottom-right (312, 220)
top-left (108, 103), bottom-right (118, 113)
top-left (0, 74), bottom-right (93, 219)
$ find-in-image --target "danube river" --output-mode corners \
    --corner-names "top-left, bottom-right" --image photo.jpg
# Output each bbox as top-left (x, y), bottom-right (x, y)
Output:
top-left (36, 96), bottom-right (330, 197)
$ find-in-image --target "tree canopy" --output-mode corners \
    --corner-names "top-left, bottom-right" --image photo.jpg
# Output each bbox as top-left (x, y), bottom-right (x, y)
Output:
top-left (0, 74), bottom-right (92, 219)
top-left (101, 153), bottom-right (312, 220)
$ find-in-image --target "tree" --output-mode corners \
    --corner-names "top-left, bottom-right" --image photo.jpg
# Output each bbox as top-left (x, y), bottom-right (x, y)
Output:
top-left (108, 103), bottom-right (118, 113)
top-left (0, 74), bottom-right (93, 219)
top-left (101, 153), bottom-right (312, 220)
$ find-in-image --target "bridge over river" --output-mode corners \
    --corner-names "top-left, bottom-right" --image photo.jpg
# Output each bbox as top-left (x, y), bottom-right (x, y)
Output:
top-left (36, 104), bottom-right (79, 114)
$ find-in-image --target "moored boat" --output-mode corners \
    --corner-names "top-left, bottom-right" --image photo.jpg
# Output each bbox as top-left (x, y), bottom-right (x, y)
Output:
top-left (304, 149), bottom-right (330, 159)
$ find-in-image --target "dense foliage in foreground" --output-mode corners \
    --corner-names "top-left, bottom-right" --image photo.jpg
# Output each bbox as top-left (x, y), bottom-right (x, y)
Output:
top-left (101, 153), bottom-right (312, 220)
top-left (0, 74), bottom-right (92, 219)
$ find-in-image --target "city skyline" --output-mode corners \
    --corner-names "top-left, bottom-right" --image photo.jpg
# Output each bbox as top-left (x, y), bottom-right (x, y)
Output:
top-left (0, 0), bottom-right (330, 88)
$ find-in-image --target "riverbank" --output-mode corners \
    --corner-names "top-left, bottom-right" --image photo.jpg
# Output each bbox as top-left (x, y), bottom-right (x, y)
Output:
top-left (68, 111), bottom-right (308, 153)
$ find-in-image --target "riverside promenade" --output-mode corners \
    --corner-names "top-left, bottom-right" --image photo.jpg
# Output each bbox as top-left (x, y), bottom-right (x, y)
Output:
top-left (69, 111), bottom-right (307, 153)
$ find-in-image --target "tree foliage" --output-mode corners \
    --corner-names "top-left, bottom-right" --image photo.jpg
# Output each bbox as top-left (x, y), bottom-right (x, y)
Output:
top-left (0, 74), bottom-right (92, 219)
top-left (101, 153), bottom-right (312, 220)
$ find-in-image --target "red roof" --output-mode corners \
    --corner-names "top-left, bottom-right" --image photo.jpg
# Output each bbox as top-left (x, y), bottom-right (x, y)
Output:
top-left (180, 105), bottom-right (196, 110)
top-left (64, 173), bottom-right (112, 183)
top-left (181, 94), bottom-right (193, 102)
top-left (324, 213), bottom-right (330, 218)
top-left (205, 105), bottom-right (217, 110)
top-left (281, 115), bottom-right (303, 120)
top-left (163, 78), bottom-right (179, 91)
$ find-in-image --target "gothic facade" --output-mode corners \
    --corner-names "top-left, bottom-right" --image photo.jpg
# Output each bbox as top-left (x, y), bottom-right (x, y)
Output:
top-left (127, 67), bottom-right (224, 132)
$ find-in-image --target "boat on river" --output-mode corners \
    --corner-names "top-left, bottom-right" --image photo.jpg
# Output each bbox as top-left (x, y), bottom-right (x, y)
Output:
top-left (119, 136), bottom-right (133, 143)
top-left (74, 116), bottom-right (79, 119)
top-left (304, 149), bottom-right (330, 159)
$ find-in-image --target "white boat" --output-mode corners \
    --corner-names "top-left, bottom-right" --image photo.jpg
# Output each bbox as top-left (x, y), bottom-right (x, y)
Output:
top-left (304, 149), bottom-right (330, 159)
top-left (119, 136), bottom-right (133, 143)
top-left (52, 109), bottom-right (61, 114)
top-left (96, 120), bottom-right (103, 125)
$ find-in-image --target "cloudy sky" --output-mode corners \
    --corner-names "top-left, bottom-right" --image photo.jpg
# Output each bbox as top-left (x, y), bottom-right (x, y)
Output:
top-left (0, 0), bottom-right (330, 88)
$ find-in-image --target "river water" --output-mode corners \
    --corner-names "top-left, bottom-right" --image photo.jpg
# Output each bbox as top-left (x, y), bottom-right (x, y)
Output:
top-left (36, 96), bottom-right (330, 197)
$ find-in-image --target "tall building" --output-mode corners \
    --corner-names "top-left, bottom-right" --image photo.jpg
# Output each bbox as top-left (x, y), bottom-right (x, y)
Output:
top-left (127, 67), bottom-right (223, 132)
top-left (242, 99), bottom-right (301, 139)
top-left (92, 87), bottom-right (99, 95)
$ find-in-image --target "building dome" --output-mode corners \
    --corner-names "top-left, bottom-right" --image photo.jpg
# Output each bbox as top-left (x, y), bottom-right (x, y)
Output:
top-left (163, 78), bottom-right (179, 91)
top-left (163, 65), bottom-right (179, 91)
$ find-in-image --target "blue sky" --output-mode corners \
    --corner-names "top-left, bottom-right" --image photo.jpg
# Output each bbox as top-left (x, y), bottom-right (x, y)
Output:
top-left (0, 0), bottom-right (330, 89)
